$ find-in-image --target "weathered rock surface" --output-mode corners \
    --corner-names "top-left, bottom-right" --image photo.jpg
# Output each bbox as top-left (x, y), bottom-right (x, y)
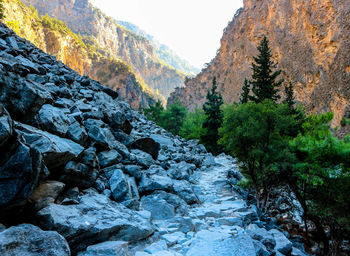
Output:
top-left (169, 0), bottom-right (350, 127)
top-left (37, 190), bottom-right (154, 253)
top-left (0, 224), bottom-right (70, 256)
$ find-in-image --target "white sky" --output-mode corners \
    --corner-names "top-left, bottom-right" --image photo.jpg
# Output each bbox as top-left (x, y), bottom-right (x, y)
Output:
top-left (90, 0), bottom-right (243, 69)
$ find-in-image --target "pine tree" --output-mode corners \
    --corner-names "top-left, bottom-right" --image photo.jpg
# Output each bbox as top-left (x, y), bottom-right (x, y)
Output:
top-left (250, 35), bottom-right (283, 103)
top-left (201, 77), bottom-right (224, 155)
top-left (284, 82), bottom-right (295, 112)
top-left (239, 79), bottom-right (251, 104)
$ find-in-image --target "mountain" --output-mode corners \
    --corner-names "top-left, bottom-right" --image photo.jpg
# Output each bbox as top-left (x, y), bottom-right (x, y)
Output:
top-left (117, 20), bottom-right (200, 76)
top-left (0, 22), bottom-right (306, 256)
top-left (2, 0), bottom-right (156, 109)
top-left (19, 0), bottom-right (187, 103)
top-left (168, 0), bottom-right (350, 126)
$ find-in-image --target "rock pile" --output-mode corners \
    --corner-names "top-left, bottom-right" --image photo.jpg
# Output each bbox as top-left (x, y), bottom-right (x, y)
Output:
top-left (0, 23), bottom-right (308, 256)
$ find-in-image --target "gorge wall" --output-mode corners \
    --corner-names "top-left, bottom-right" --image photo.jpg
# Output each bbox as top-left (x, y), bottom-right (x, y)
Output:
top-left (20, 0), bottom-right (186, 102)
top-left (169, 0), bottom-right (350, 126)
top-left (3, 0), bottom-right (155, 109)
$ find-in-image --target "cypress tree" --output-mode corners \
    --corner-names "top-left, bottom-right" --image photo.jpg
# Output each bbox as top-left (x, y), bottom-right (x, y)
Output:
top-left (239, 79), bottom-right (251, 104)
top-left (284, 82), bottom-right (295, 112)
top-left (201, 77), bottom-right (224, 155)
top-left (250, 35), bottom-right (283, 103)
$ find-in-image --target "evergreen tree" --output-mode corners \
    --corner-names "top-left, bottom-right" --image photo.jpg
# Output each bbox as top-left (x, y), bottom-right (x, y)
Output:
top-left (239, 79), bottom-right (250, 104)
top-left (144, 100), bottom-right (164, 123)
top-left (160, 101), bottom-right (187, 135)
top-left (201, 77), bottom-right (224, 155)
top-left (250, 36), bottom-right (283, 103)
top-left (284, 82), bottom-right (295, 112)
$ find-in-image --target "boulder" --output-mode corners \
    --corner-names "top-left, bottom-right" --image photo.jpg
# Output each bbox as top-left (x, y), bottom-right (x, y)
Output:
top-left (138, 174), bottom-right (174, 193)
top-left (0, 224), bottom-right (70, 256)
top-left (0, 74), bottom-right (52, 121)
top-left (123, 165), bottom-right (142, 179)
top-left (172, 180), bottom-right (198, 204)
top-left (0, 137), bottom-right (43, 220)
top-left (35, 104), bottom-right (72, 136)
top-left (168, 161), bottom-right (196, 180)
top-left (98, 150), bottom-right (122, 168)
top-left (131, 149), bottom-right (156, 168)
top-left (78, 241), bottom-right (129, 256)
top-left (130, 137), bottom-right (160, 160)
top-left (61, 161), bottom-right (98, 189)
top-left (144, 240), bottom-right (168, 254)
top-left (37, 190), bottom-right (154, 253)
top-left (269, 229), bottom-right (293, 255)
top-left (15, 122), bottom-right (84, 169)
top-left (140, 194), bottom-right (175, 220)
top-left (109, 169), bottom-right (129, 202)
top-left (66, 122), bottom-right (88, 146)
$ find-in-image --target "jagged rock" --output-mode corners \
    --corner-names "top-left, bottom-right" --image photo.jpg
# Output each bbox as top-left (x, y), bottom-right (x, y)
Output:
top-left (168, 161), bottom-right (196, 180)
top-left (152, 191), bottom-right (189, 215)
top-left (0, 136), bottom-right (43, 220)
top-left (109, 169), bottom-right (128, 202)
top-left (98, 150), bottom-right (122, 168)
top-left (130, 137), bottom-right (160, 160)
top-left (78, 241), bottom-right (129, 256)
top-left (0, 105), bottom-right (13, 147)
top-left (150, 134), bottom-right (174, 148)
top-left (161, 231), bottom-right (186, 246)
top-left (139, 174), bottom-right (174, 193)
top-left (15, 122), bottom-right (84, 169)
top-left (84, 119), bottom-right (117, 150)
top-left (0, 224), bottom-right (70, 256)
top-left (81, 147), bottom-right (99, 169)
top-left (66, 122), bottom-right (88, 146)
top-left (37, 190), bottom-right (154, 253)
top-left (0, 73), bottom-right (52, 121)
top-left (123, 165), bottom-right (142, 179)
top-left (61, 161), bottom-right (98, 189)
top-left (35, 104), bottom-right (73, 136)
top-left (29, 180), bottom-right (65, 211)
top-left (269, 229), bottom-right (293, 255)
top-left (172, 180), bottom-right (198, 204)
top-left (140, 195), bottom-right (175, 220)
top-left (144, 240), bottom-right (168, 254)
top-left (131, 149), bottom-right (156, 168)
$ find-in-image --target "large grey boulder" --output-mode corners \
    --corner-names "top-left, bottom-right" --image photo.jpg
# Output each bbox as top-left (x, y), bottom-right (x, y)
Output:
top-left (131, 149), bottom-right (156, 168)
top-left (186, 231), bottom-right (256, 256)
top-left (269, 229), bottom-right (293, 255)
top-left (0, 137), bottom-right (43, 219)
top-left (138, 174), bottom-right (174, 193)
top-left (66, 122), bottom-right (88, 146)
top-left (37, 190), bottom-right (154, 253)
top-left (78, 241), bottom-right (130, 256)
top-left (98, 150), bottom-right (122, 168)
top-left (15, 122), bottom-right (84, 169)
top-left (168, 161), bottom-right (196, 180)
top-left (172, 180), bottom-right (198, 204)
top-left (0, 224), bottom-right (70, 256)
top-left (35, 104), bottom-right (73, 136)
top-left (140, 194), bottom-right (175, 220)
top-left (0, 74), bottom-right (52, 121)
top-left (109, 169), bottom-right (129, 202)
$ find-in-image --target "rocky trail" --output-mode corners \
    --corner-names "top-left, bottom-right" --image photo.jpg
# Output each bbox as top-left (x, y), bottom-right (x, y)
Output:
top-left (0, 23), bottom-right (308, 256)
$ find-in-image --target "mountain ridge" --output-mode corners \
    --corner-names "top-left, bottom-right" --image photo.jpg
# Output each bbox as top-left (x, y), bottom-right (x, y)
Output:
top-left (168, 0), bottom-right (350, 126)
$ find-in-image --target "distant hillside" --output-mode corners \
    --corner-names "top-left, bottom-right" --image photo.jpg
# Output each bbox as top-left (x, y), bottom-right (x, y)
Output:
top-left (20, 0), bottom-right (187, 102)
top-left (117, 20), bottom-right (200, 76)
top-left (2, 0), bottom-right (155, 109)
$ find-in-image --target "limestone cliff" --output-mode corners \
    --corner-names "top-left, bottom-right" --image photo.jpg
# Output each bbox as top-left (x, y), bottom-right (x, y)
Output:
top-left (3, 0), bottom-right (155, 109)
top-left (21, 0), bottom-right (186, 101)
top-left (169, 0), bottom-right (350, 126)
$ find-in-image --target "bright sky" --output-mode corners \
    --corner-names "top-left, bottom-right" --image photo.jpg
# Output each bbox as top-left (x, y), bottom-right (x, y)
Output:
top-left (90, 0), bottom-right (243, 69)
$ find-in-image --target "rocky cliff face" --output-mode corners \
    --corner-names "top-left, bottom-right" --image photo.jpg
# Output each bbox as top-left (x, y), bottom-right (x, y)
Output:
top-left (0, 23), bottom-right (308, 256)
top-left (21, 0), bottom-right (186, 101)
top-left (3, 0), bottom-right (155, 109)
top-left (169, 0), bottom-right (350, 126)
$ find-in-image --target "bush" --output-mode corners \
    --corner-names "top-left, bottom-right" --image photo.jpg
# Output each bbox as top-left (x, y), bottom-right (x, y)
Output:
top-left (180, 108), bottom-right (206, 140)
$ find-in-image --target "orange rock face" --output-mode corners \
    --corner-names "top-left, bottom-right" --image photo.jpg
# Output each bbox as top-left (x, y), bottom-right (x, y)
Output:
top-left (169, 0), bottom-right (350, 126)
